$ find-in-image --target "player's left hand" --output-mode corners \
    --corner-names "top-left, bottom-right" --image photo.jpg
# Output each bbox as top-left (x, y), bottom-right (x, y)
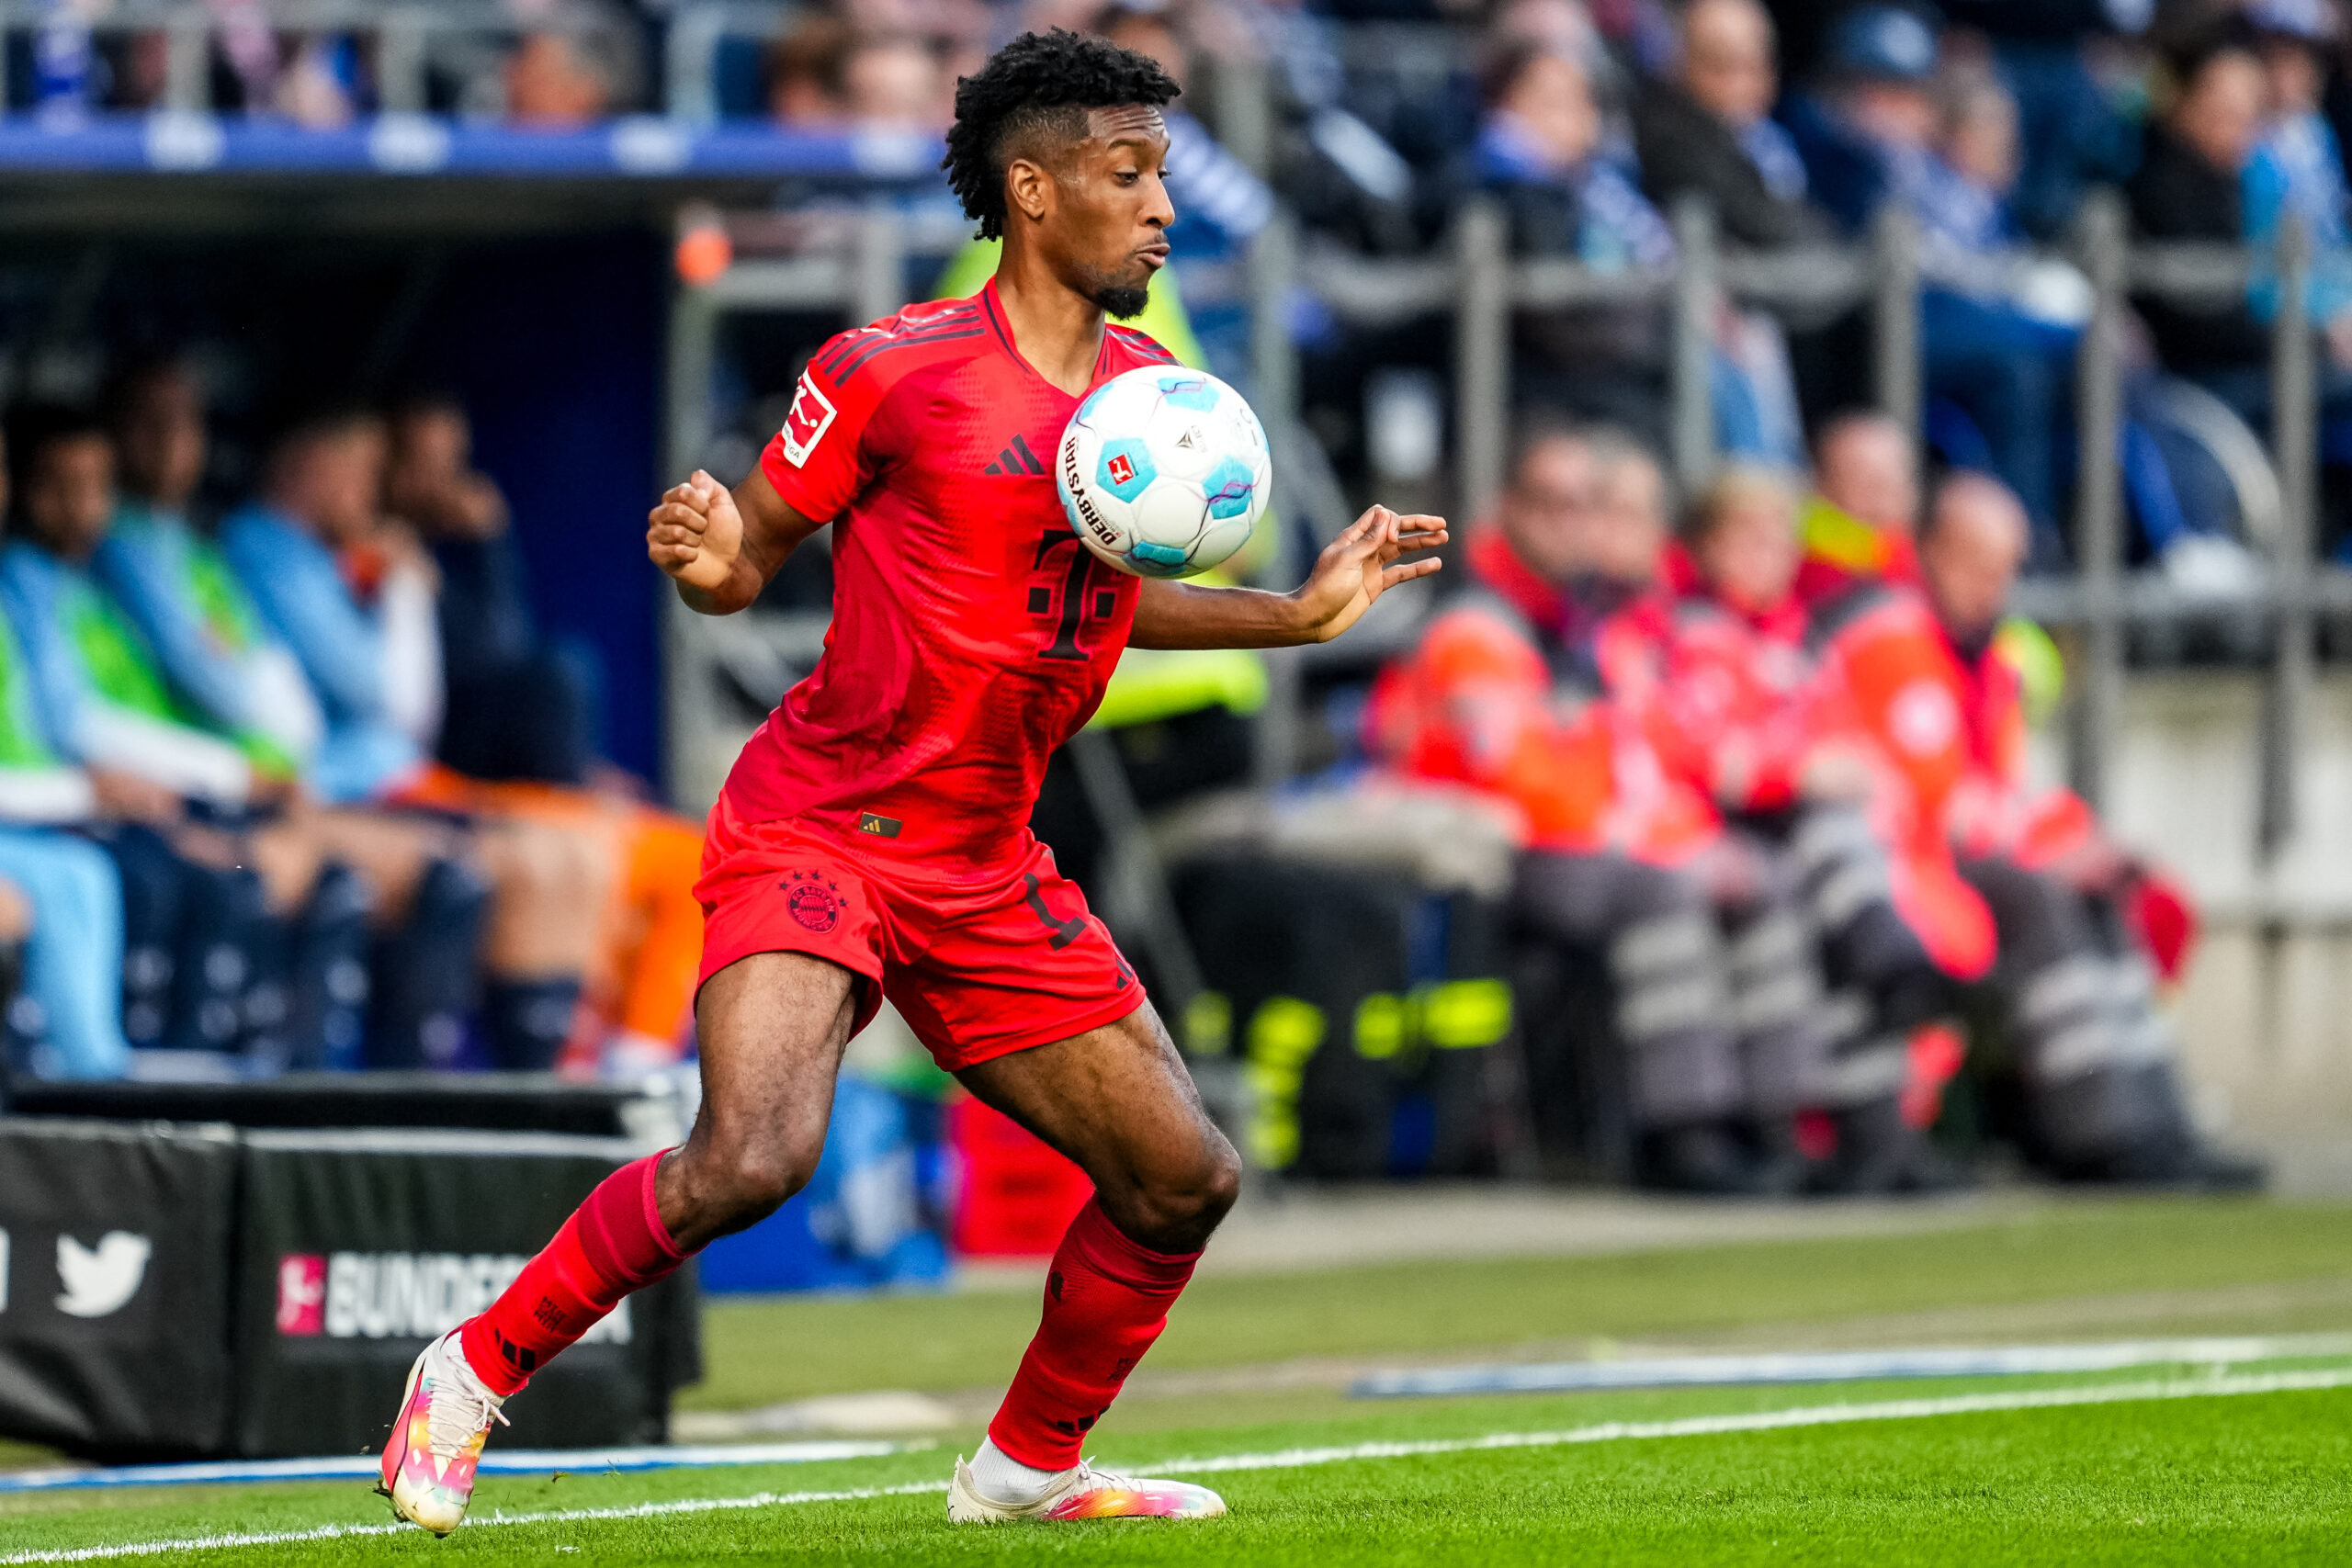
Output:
top-left (1291, 506), bottom-right (1448, 644)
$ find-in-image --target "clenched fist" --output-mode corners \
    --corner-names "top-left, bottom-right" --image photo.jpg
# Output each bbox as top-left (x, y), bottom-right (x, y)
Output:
top-left (647, 470), bottom-right (744, 592)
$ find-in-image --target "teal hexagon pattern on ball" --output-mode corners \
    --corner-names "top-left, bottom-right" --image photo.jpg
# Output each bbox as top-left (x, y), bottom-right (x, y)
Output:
top-left (1056, 364), bottom-right (1272, 580)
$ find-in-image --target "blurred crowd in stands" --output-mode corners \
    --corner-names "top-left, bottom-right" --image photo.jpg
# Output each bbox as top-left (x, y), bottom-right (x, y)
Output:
top-left (0, 367), bottom-right (705, 1088)
top-left (735, 0), bottom-right (2352, 571)
top-left (28, 0), bottom-right (2352, 552)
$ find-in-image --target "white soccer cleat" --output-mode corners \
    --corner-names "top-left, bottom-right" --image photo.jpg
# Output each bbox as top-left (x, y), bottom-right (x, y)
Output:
top-left (946, 1454), bottom-right (1227, 1524)
top-left (379, 1328), bottom-right (509, 1536)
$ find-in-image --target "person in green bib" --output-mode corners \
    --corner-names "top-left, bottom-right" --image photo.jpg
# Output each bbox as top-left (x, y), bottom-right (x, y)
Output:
top-left (78, 379), bottom-right (601, 1075)
top-left (0, 405), bottom-right (377, 1068)
top-left (0, 432), bottom-right (143, 1079)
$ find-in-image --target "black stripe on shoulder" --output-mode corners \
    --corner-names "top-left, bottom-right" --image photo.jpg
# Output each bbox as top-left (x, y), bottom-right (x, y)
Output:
top-left (814, 302), bottom-right (983, 378)
top-left (1109, 326), bottom-right (1177, 364)
top-left (831, 324), bottom-right (989, 388)
top-left (814, 329), bottom-right (876, 378)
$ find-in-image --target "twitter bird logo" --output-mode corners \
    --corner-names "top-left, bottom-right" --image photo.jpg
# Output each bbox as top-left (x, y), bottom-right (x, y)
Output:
top-left (55, 1232), bottom-right (153, 1319)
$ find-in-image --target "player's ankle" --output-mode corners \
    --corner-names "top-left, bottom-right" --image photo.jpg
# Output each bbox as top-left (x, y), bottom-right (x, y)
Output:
top-left (969, 1437), bottom-right (1069, 1506)
top-left (457, 1319), bottom-right (528, 1399)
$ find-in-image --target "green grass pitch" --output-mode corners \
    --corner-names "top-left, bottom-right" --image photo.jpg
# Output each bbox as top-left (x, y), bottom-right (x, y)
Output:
top-left (6, 1197), bottom-right (2349, 1565)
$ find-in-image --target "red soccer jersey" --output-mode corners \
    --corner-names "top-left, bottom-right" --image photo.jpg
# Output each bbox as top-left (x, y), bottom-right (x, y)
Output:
top-left (722, 280), bottom-right (1180, 876)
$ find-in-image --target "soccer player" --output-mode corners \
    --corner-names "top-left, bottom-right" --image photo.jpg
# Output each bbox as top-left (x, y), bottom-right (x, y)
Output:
top-left (380, 28), bottom-right (1445, 1533)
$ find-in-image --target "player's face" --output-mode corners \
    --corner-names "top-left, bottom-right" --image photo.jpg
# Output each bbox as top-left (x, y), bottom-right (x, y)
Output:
top-left (25, 435), bottom-right (116, 562)
top-left (1047, 105), bottom-right (1173, 319)
top-left (1699, 494), bottom-right (1799, 612)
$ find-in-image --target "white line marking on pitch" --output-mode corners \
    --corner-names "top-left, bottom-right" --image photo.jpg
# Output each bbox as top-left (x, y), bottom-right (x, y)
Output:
top-left (7, 1366), bottom-right (2348, 1565)
top-left (0, 1439), bottom-right (921, 1495)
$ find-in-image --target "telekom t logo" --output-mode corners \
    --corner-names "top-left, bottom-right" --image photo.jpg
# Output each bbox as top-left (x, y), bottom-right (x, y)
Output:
top-left (277, 1254), bottom-right (326, 1336)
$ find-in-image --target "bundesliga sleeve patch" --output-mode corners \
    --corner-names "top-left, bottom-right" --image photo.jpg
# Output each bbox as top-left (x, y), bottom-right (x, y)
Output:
top-left (778, 371), bottom-right (838, 468)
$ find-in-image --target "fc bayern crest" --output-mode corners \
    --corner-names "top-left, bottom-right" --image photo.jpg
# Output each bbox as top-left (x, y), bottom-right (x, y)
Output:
top-left (784, 874), bottom-right (843, 932)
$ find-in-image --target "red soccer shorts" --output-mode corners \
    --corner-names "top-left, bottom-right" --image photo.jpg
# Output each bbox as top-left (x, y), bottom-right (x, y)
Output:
top-left (693, 795), bottom-right (1144, 1071)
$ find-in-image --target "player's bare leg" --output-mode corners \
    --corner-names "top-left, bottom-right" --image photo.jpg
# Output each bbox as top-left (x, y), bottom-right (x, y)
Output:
top-left (945, 1002), bottom-right (1239, 1523)
top-left (381, 953), bottom-right (858, 1534)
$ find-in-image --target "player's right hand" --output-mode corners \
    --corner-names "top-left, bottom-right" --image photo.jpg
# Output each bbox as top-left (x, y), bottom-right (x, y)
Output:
top-left (648, 470), bottom-right (744, 592)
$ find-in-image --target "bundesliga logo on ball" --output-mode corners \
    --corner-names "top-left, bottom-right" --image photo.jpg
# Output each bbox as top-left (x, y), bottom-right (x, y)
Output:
top-left (1056, 367), bottom-right (1272, 580)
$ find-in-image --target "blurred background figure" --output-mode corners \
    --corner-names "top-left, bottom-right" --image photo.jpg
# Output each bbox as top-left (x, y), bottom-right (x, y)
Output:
top-left (1633, 0), bottom-right (1832, 249)
top-left (503, 3), bottom-right (641, 128)
top-left (387, 394), bottom-right (598, 790)
top-left (2130, 24), bottom-right (2278, 418)
top-left (1786, 4), bottom-right (1945, 234)
top-left (1797, 409), bottom-right (1925, 611)
top-left (841, 32), bottom-right (944, 133)
top-left (764, 12), bottom-right (853, 128)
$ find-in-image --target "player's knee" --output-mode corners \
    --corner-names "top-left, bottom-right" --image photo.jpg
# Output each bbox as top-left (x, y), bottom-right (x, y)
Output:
top-left (680, 1139), bottom-right (816, 1235)
top-left (1124, 1130), bottom-right (1241, 1250)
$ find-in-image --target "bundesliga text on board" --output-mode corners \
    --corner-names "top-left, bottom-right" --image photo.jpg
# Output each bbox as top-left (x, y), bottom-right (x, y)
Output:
top-left (276, 1251), bottom-right (632, 1343)
top-left (0, 1226), bottom-right (153, 1321)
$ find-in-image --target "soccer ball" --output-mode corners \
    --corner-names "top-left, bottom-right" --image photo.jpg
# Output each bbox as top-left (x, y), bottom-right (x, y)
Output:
top-left (1057, 366), bottom-right (1272, 579)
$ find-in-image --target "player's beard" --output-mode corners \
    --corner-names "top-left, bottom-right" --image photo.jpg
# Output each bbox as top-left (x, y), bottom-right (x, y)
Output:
top-left (1081, 263), bottom-right (1153, 321)
top-left (1091, 284), bottom-right (1151, 321)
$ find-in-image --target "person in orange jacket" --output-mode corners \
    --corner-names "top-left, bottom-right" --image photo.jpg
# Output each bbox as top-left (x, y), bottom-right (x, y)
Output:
top-left (1655, 467), bottom-right (1984, 1191)
top-left (1818, 471), bottom-right (2256, 1186)
top-left (1372, 425), bottom-right (1830, 1193)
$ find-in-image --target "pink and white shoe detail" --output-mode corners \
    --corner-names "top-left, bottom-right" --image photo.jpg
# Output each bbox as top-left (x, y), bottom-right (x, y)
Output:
top-left (379, 1327), bottom-right (509, 1536)
top-left (946, 1454), bottom-right (1227, 1523)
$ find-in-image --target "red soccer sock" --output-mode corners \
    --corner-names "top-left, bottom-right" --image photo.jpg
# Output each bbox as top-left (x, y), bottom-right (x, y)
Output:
top-left (985, 1198), bottom-right (1201, 1470)
top-left (459, 1152), bottom-right (687, 1396)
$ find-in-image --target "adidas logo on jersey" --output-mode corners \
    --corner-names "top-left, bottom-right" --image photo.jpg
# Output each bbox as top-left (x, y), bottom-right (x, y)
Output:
top-left (984, 434), bottom-right (1047, 476)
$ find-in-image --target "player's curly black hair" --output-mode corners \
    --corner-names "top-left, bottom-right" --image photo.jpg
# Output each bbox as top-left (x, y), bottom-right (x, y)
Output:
top-left (942, 29), bottom-right (1179, 242)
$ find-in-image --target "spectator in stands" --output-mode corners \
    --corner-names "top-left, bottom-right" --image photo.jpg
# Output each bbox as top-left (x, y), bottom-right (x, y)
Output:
top-left (763, 12), bottom-right (854, 127)
top-left (1783, 5), bottom-right (1944, 234)
top-left (2246, 0), bottom-right (2352, 363)
top-left (504, 4), bottom-right (641, 128)
top-left (1790, 11), bottom-right (2075, 555)
top-left (386, 394), bottom-right (596, 787)
top-left (1462, 39), bottom-right (1678, 440)
top-left (1910, 62), bottom-right (2085, 558)
top-left (2251, 0), bottom-right (2350, 242)
top-left (1631, 0), bottom-right (1834, 248)
top-left (841, 32), bottom-right (944, 133)
top-left (1464, 37), bottom-right (1804, 460)
top-left (2128, 27), bottom-right (2280, 408)
top-left (1794, 408), bottom-right (1924, 610)
top-left (1936, 1), bottom-right (2153, 240)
